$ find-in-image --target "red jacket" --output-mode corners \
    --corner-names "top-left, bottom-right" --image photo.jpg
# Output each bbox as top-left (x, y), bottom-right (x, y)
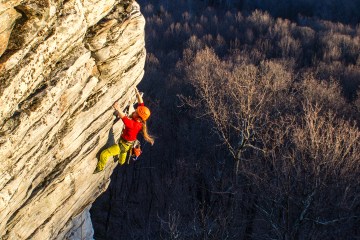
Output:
top-left (120, 103), bottom-right (144, 141)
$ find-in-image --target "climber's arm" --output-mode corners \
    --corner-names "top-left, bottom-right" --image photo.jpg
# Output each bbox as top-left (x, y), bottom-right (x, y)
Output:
top-left (135, 87), bottom-right (143, 104)
top-left (113, 102), bottom-right (125, 118)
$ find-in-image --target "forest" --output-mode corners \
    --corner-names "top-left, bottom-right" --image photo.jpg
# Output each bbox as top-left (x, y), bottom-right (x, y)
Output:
top-left (91, 0), bottom-right (360, 239)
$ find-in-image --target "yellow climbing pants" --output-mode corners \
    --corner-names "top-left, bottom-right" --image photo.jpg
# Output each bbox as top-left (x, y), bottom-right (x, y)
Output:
top-left (96, 139), bottom-right (133, 171)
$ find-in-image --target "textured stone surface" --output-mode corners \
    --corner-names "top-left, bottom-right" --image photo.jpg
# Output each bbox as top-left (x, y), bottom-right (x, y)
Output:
top-left (0, 7), bottom-right (21, 56)
top-left (0, 0), bottom-right (145, 239)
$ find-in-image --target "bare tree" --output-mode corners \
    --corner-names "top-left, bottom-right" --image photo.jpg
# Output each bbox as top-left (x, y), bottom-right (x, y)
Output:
top-left (181, 46), bottom-right (360, 239)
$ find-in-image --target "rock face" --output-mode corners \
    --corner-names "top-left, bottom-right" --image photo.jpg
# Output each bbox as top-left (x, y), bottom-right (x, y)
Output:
top-left (0, 0), bottom-right (146, 239)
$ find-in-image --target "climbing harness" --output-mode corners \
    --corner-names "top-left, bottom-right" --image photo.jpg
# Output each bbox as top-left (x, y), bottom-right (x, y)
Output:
top-left (121, 138), bottom-right (142, 164)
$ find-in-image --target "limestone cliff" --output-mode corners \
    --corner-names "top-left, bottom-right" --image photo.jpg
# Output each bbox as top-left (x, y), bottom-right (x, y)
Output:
top-left (0, 0), bottom-right (146, 239)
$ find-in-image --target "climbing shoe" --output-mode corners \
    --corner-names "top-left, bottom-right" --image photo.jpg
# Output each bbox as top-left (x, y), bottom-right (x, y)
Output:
top-left (93, 167), bottom-right (102, 174)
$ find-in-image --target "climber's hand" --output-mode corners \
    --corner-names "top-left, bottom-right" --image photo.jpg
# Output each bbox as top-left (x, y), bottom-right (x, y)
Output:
top-left (113, 101), bottom-right (120, 111)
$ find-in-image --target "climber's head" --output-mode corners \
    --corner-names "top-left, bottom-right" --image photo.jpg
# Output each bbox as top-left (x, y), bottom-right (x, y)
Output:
top-left (136, 106), bottom-right (151, 121)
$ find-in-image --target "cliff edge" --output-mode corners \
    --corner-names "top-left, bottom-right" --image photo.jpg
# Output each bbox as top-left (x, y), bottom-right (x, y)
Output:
top-left (0, 0), bottom-right (146, 239)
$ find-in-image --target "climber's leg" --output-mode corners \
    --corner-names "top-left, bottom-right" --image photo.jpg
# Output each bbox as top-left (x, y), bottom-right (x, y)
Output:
top-left (119, 140), bottom-right (132, 165)
top-left (96, 144), bottom-right (120, 171)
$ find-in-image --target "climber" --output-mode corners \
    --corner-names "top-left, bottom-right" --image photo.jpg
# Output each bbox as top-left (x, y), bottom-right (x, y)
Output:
top-left (94, 87), bottom-right (154, 173)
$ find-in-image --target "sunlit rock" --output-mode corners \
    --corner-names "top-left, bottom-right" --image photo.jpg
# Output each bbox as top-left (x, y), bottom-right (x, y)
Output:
top-left (0, 0), bottom-right (145, 239)
top-left (0, 7), bottom-right (21, 57)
